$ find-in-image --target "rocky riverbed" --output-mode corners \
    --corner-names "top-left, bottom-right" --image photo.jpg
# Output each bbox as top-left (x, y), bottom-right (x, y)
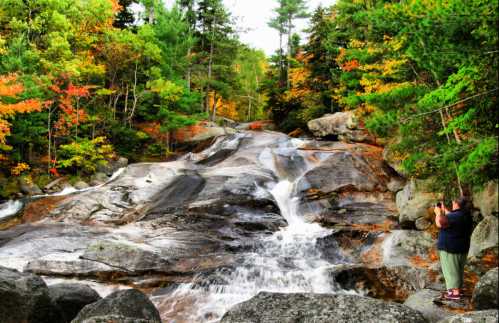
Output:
top-left (0, 129), bottom-right (497, 323)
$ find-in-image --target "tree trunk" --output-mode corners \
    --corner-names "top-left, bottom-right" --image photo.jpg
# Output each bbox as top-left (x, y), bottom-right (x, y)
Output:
top-left (75, 97), bottom-right (79, 140)
top-left (211, 92), bottom-right (218, 121)
top-left (287, 17), bottom-right (292, 89)
top-left (128, 62), bottom-right (139, 127)
top-left (47, 106), bottom-right (52, 173)
top-left (187, 46), bottom-right (192, 92)
top-left (206, 18), bottom-right (216, 115)
top-left (148, 5), bottom-right (155, 24)
top-left (278, 31), bottom-right (284, 87)
top-left (124, 84), bottom-right (129, 124)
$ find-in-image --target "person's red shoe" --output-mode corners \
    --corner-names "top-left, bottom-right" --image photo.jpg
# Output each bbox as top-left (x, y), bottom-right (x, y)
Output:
top-left (443, 291), bottom-right (461, 301)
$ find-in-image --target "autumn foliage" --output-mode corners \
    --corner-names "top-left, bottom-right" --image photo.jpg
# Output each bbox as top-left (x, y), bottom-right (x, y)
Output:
top-left (0, 75), bottom-right (43, 144)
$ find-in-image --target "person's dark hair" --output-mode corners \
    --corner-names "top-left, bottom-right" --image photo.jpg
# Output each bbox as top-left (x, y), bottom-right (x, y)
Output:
top-left (454, 196), bottom-right (469, 211)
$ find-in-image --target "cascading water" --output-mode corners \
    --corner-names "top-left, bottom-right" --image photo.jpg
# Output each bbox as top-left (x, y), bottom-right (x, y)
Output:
top-left (154, 139), bottom-right (338, 323)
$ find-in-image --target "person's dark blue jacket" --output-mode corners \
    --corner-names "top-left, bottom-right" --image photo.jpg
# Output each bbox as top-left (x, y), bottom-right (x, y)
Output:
top-left (437, 208), bottom-right (473, 254)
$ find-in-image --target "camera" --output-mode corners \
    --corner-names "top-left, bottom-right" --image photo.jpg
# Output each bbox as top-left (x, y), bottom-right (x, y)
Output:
top-left (436, 202), bottom-right (442, 208)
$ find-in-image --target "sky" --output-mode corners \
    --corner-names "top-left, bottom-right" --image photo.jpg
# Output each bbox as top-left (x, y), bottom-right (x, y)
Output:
top-left (224, 0), bottom-right (335, 56)
top-left (154, 0), bottom-right (336, 56)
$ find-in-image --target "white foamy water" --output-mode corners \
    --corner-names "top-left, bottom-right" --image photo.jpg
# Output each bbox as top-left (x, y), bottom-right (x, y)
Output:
top-left (153, 144), bottom-right (336, 323)
top-left (0, 200), bottom-right (23, 220)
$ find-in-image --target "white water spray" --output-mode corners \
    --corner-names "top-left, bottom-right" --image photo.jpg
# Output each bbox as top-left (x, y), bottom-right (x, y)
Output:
top-left (154, 142), bottom-right (335, 323)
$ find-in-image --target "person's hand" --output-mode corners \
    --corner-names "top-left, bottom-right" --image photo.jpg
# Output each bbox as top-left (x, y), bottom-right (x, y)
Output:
top-left (434, 204), bottom-right (442, 216)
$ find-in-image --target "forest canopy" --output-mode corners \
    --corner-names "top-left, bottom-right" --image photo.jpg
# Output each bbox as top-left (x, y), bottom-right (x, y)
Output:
top-left (0, 0), bottom-right (497, 198)
top-left (264, 0), bottom-right (498, 195)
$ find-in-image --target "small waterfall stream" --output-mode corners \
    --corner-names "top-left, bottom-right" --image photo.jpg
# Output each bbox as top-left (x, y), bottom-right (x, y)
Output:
top-left (154, 139), bottom-right (339, 323)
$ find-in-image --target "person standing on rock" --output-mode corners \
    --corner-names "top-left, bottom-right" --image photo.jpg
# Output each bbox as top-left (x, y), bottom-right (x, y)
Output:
top-left (434, 196), bottom-right (473, 301)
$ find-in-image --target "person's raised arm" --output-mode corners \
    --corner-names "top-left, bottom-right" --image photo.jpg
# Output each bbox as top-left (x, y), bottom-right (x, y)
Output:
top-left (434, 203), bottom-right (448, 228)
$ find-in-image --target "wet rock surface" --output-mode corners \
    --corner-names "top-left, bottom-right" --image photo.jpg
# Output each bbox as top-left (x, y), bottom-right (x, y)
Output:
top-left (72, 289), bottom-right (161, 323)
top-left (0, 130), bottom-right (483, 322)
top-left (220, 292), bottom-right (427, 323)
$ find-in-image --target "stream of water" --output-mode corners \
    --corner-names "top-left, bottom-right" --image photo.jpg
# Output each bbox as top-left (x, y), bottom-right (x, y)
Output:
top-left (154, 140), bottom-right (339, 323)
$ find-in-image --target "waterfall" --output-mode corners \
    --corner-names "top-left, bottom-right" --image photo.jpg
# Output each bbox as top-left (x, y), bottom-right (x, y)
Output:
top-left (154, 138), bottom-right (336, 323)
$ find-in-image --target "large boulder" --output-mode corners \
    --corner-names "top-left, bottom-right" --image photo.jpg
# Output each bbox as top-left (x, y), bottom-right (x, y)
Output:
top-left (49, 283), bottom-right (101, 323)
top-left (404, 289), bottom-right (454, 322)
top-left (436, 310), bottom-right (498, 323)
top-left (396, 180), bottom-right (441, 227)
top-left (473, 181), bottom-right (498, 217)
top-left (221, 292), bottom-right (427, 323)
top-left (472, 267), bottom-right (498, 310)
top-left (468, 216), bottom-right (498, 273)
top-left (97, 157), bottom-right (129, 176)
top-left (333, 265), bottom-right (440, 301)
top-left (19, 176), bottom-right (43, 195)
top-left (184, 126), bottom-right (236, 143)
top-left (296, 141), bottom-right (400, 225)
top-left (71, 289), bottom-right (161, 323)
top-left (0, 265), bottom-right (60, 323)
top-left (307, 111), bottom-right (375, 143)
top-left (81, 240), bottom-right (172, 274)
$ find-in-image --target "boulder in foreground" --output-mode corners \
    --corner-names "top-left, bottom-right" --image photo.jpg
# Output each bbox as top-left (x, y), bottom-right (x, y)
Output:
top-left (221, 292), bottom-right (427, 323)
top-left (0, 265), bottom-right (60, 323)
top-left (472, 267), bottom-right (498, 310)
top-left (49, 283), bottom-right (101, 323)
top-left (71, 289), bottom-right (161, 323)
top-left (436, 310), bottom-right (498, 323)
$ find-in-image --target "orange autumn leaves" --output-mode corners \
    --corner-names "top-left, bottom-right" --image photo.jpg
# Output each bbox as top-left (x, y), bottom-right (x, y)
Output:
top-left (49, 81), bottom-right (91, 136)
top-left (0, 75), bottom-right (43, 144)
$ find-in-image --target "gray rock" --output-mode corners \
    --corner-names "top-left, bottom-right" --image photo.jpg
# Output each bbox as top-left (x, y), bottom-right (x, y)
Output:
top-left (73, 315), bottom-right (153, 323)
top-left (472, 267), bottom-right (498, 310)
top-left (334, 265), bottom-right (441, 301)
top-left (299, 151), bottom-right (387, 193)
top-left (415, 217), bottom-right (432, 231)
top-left (436, 310), bottom-right (498, 323)
top-left (473, 181), bottom-right (498, 217)
top-left (81, 240), bottom-right (172, 273)
top-left (44, 177), bottom-right (72, 193)
top-left (96, 161), bottom-right (113, 176)
top-left (71, 289), bottom-right (161, 323)
top-left (396, 180), bottom-right (441, 225)
top-left (97, 157), bottom-right (128, 176)
top-left (49, 283), bottom-right (101, 323)
top-left (387, 176), bottom-right (406, 193)
top-left (404, 289), bottom-right (454, 322)
top-left (25, 259), bottom-right (115, 277)
top-left (186, 126), bottom-right (236, 143)
top-left (307, 111), bottom-right (375, 143)
top-left (89, 172), bottom-right (109, 186)
top-left (468, 216), bottom-right (498, 258)
top-left (74, 181), bottom-right (90, 190)
top-left (114, 157), bottom-right (129, 170)
top-left (0, 265), bottom-right (61, 323)
top-left (381, 230), bottom-right (434, 267)
top-left (221, 292), bottom-right (427, 323)
top-left (19, 177), bottom-right (43, 195)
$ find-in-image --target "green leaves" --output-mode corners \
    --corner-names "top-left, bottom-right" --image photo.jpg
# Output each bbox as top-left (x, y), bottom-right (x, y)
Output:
top-left (458, 138), bottom-right (498, 188)
top-left (57, 137), bottom-right (115, 174)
